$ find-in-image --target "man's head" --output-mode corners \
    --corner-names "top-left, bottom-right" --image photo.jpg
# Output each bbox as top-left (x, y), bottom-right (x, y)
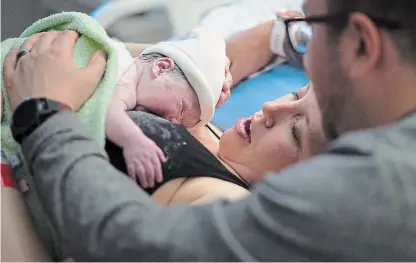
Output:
top-left (136, 52), bottom-right (201, 128)
top-left (303, 0), bottom-right (416, 139)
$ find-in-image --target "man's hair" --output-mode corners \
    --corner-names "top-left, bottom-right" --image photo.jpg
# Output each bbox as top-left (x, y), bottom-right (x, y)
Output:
top-left (326, 0), bottom-right (416, 64)
top-left (139, 52), bottom-right (186, 79)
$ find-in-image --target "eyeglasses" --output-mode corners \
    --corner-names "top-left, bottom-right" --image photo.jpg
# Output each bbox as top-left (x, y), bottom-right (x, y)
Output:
top-left (283, 13), bottom-right (403, 55)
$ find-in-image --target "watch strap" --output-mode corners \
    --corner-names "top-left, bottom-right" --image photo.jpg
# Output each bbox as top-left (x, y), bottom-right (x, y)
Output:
top-left (11, 98), bottom-right (71, 144)
top-left (270, 19), bottom-right (287, 57)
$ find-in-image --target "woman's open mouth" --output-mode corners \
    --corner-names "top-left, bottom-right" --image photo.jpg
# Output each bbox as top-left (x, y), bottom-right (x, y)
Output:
top-left (235, 117), bottom-right (252, 143)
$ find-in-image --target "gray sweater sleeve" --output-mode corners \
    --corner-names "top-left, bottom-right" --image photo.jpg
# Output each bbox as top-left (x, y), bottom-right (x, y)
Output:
top-left (22, 112), bottom-right (404, 261)
top-left (21, 112), bottom-right (257, 261)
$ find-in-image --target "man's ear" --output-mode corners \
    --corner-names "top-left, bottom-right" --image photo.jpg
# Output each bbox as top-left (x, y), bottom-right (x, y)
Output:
top-left (151, 57), bottom-right (175, 78)
top-left (343, 12), bottom-right (382, 78)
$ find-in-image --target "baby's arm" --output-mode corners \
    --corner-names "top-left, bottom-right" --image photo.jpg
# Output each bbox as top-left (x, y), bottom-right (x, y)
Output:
top-left (106, 62), bottom-right (139, 147)
top-left (106, 61), bottom-right (166, 188)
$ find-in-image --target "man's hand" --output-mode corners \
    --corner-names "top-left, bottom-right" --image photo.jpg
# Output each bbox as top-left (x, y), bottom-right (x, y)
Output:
top-left (3, 30), bottom-right (107, 111)
top-left (215, 56), bottom-right (233, 109)
top-left (122, 133), bottom-right (167, 188)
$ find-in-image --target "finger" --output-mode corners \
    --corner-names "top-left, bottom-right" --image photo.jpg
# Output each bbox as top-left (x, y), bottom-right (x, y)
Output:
top-left (223, 76), bottom-right (233, 92)
top-left (220, 93), bottom-right (227, 103)
top-left (157, 147), bottom-right (167, 163)
top-left (155, 148), bottom-right (166, 183)
top-left (19, 33), bottom-right (44, 52)
top-left (286, 10), bottom-right (303, 19)
top-left (154, 159), bottom-right (163, 183)
top-left (3, 48), bottom-right (20, 111)
top-left (31, 31), bottom-right (61, 55)
top-left (147, 155), bottom-right (159, 188)
top-left (145, 161), bottom-right (156, 189)
top-left (3, 47), bottom-right (19, 81)
top-left (136, 165), bottom-right (148, 188)
top-left (226, 85), bottom-right (232, 97)
top-left (127, 164), bottom-right (136, 180)
top-left (84, 50), bottom-right (107, 82)
top-left (51, 30), bottom-right (80, 56)
top-left (225, 57), bottom-right (231, 69)
top-left (216, 93), bottom-right (227, 109)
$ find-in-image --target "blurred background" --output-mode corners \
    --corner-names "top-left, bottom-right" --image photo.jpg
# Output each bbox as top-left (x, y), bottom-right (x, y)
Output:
top-left (1, 0), bottom-right (236, 42)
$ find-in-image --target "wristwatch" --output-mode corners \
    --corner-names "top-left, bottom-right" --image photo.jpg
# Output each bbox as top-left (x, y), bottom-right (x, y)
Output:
top-left (270, 10), bottom-right (304, 57)
top-left (11, 98), bottom-right (72, 144)
top-left (269, 17), bottom-right (287, 57)
top-left (270, 10), bottom-right (306, 68)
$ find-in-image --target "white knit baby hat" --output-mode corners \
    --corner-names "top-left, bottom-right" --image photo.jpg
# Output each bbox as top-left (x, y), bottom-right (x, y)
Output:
top-left (141, 27), bottom-right (226, 129)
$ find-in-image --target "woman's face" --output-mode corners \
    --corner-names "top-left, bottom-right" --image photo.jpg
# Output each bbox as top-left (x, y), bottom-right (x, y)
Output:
top-left (219, 84), bottom-right (327, 183)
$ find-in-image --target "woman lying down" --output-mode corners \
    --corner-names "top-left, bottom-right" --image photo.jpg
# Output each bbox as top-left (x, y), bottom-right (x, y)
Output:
top-left (106, 83), bottom-right (327, 204)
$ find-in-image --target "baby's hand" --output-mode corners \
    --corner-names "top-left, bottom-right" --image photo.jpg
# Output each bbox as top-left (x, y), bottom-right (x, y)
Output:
top-left (122, 133), bottom-right (167, 188)
top-left (216, 56), bottom-right (233, 109)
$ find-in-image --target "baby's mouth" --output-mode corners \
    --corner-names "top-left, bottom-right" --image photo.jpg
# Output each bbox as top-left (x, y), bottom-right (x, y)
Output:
top-left (235, 117), bottom-right (252, 143)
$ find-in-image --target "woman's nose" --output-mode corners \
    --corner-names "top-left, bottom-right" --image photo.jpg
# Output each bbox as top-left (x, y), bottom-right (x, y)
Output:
top-left (262, 97), bottom-right (297, 127)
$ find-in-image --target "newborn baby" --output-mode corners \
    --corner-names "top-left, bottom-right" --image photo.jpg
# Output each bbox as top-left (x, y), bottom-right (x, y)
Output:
top-left (106, 28), bottom-right (230, 188)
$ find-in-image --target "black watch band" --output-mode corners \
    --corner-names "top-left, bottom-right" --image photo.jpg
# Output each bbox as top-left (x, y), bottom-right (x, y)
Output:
top-left (11, 98), bottom-right (72, 144)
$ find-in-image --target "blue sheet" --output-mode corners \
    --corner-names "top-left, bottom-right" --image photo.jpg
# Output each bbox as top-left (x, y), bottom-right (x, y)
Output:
top-left (211, 63), bottom-right (309, 131)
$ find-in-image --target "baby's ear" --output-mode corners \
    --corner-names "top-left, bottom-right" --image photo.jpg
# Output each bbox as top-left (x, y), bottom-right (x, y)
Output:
top-left (151, 57), bottom-right (175, 78)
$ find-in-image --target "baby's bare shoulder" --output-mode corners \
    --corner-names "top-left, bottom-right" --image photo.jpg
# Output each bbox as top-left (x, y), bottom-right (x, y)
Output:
top-left (112, 62), bottom-right (140, 108)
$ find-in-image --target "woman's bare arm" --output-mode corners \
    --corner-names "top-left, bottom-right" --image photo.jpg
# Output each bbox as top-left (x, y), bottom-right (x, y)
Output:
top-left (123, 42), bottom-right (152, 57)
top-left (226, 21), bottom-right (275, 86)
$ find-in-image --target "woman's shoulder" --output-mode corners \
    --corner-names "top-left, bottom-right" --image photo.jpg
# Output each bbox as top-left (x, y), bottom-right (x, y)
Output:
top-left (153, 177), bottom-right (249, 205)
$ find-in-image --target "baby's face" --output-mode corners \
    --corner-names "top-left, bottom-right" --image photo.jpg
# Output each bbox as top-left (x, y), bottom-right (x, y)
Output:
top-left (136, 75), bottom-right (201, 128)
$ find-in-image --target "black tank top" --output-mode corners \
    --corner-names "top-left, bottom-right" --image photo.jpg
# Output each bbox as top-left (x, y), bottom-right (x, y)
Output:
top-left (105, 111), bottom-right (250, 195)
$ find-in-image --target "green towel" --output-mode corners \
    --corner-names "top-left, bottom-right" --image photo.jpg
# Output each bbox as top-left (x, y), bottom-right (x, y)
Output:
top-left (0, 12), bottom-right (119, 260)
top-left (1, 11), bottom-right (118, 157)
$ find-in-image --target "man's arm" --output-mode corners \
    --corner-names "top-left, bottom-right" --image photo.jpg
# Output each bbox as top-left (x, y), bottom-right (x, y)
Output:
top-left (23, 112), bottom-right (389, 261)
top-left (24, 112), bottom-right (249, 261)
